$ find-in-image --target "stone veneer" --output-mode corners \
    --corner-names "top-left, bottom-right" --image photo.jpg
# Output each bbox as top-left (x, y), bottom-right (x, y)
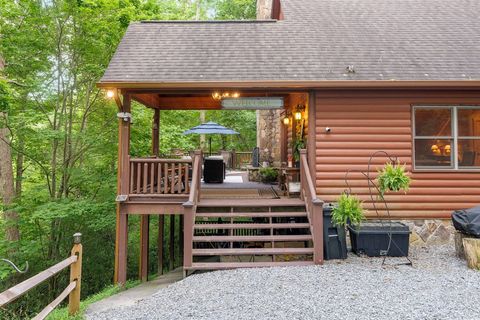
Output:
top-left (401, 219), bottom-right (455, 245)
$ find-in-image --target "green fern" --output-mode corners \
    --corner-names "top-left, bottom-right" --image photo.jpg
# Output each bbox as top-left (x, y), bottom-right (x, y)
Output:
top-left (377, 161), bottom-right (411, 197)
top-left (332, 193), bottom-right (365, 227)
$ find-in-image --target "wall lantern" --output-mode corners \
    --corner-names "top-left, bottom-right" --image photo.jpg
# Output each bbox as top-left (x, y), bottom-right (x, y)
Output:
top-left (282, 111), bottom-right (292, 125)
top-left (295, 104), bottom-right (305, 120)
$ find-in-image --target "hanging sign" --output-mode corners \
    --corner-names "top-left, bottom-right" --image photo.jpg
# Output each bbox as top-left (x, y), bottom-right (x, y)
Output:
top-left (221, 97), bottom-right (284, 110)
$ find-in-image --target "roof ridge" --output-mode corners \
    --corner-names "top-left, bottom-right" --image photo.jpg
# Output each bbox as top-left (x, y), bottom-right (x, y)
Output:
top-left (139, 19), bottom-right (277, 24)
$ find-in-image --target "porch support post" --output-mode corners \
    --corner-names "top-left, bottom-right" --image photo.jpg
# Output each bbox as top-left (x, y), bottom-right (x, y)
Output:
top-left (169, 214), bottom-right (175, 270)
top-left (179, 215), bottom-right (184, 263)
top-left (307, 91), bottom-right (317, 181)
top-left (139, 215), bottom-right (150, 282)
top-left (157, 215), bottom-right (164, 275)
top-left (152, 109), bottom-right (160, 157)
top-left (115, 92), bottom-right (131, 285)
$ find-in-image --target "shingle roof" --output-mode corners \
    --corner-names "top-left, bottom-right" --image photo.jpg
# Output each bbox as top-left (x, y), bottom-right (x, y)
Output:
top-left (100, 0), bottom-right (480, 84)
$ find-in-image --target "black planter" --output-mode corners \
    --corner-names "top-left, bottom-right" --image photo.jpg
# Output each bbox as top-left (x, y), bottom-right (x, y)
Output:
top-left (323, 203), bottom-right (347, 260)
top-left (348, 221), bottom-right (410, 257)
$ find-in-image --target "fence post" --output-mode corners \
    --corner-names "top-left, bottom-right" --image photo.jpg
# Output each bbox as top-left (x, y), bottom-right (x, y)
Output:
top-left (68, 233), bottom-right (82, 315)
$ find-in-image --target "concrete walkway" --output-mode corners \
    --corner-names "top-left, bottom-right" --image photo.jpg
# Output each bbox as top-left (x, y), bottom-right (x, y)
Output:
top-left (85, 268), bottom-right (183, 317)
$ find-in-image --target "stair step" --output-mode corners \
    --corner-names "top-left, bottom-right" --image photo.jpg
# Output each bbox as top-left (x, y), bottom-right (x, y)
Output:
top-left (196, 211), bottom-right (308, 218)
top-left (197, 198), bottom-right (305, 207)
top-left (192, 247), bottom-right (314, 256)
top-left (185, 260), bottom-right (314, 270)
top-left (194, 223), bottom-right (311, 230)
top-left (192, 235), bottom-right (312, 242)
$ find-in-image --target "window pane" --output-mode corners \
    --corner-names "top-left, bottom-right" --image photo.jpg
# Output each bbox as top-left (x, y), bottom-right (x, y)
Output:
top-left (458, 139), bottom-right (480, 167)
top-left (458, 108), bottom-right (480, 137)
top-left (414, 139), bottom-right (453, 167)
top-left (414, 108), bottom-right (451, 136)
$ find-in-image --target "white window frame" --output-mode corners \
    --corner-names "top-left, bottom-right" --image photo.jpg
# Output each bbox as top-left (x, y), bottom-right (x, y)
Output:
top-left (412, 105), bottom-right (480, 171)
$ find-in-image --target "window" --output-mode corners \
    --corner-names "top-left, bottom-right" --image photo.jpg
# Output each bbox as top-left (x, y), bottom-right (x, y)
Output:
top-left (413, 106), bottom-right (480, 170)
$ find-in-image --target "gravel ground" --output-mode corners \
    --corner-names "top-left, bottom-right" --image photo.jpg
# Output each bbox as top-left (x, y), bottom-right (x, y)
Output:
top-left (88, 245), bottom-right (480, 320)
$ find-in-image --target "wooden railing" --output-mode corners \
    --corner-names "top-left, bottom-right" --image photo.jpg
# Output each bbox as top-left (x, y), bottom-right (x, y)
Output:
top-left (182, 150), bottom-right (203, 272)
top-left (233, 151), bottom-right (253, 169)
top-left (129, 157), bottom-right (192, 196)
top-left (299, 149), bottom-right (324, 265)
top-left (0, 233), bottom-right (83, 319)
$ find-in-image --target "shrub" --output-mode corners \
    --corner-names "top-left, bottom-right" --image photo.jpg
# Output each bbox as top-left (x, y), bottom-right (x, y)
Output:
top-left (259, 167), bottom-right (278, 184)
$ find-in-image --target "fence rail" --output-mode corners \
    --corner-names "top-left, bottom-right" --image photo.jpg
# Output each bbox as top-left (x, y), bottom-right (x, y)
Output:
top-left (129, 158), bottom-right (192, 196)
top-left (0, 233), bottom-right (83, 319)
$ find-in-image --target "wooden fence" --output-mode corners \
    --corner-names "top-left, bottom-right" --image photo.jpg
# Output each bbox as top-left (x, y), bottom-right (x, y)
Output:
top-left (0, 233), bottom-right (83, 319)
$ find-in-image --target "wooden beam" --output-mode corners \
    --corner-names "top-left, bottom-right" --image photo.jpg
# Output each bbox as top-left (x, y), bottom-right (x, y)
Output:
top-left (115, 93), bottom-right (131, 285)
top-left (169, 215), bottom-right (175, 270)
top-left (152, 109), bottom-right (160, 157)
top-left (157, 96), bottom-right (221, 110)
top-left (158, 215), bottom-right (164, 275)
top-left (131, 93), bottom-right (160, 108)
top-left (139, 215), bottom-right (150, 282)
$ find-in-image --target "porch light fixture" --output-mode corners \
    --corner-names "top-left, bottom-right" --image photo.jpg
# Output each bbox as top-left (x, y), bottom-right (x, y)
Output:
top-left (283, 111), bottom-right (292, 125)
top-left (295, 104), bottom-right (305, 120)
top-left (212, 91), bottom-right (240, 100)
top-left (106, 89), bottom-right (115, 99)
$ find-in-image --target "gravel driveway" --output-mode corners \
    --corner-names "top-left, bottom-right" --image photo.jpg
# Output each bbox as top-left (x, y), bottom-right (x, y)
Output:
top-left (88, 245), bottom-right (480, 320)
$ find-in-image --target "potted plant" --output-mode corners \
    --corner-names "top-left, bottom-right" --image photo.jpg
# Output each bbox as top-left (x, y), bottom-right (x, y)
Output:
top-left (292, 139), bottom-right (305, 167)
top-left (377, 161), bottom-right (411, 198)
top-left (322, 193), bottom-right (365, 260)
top-left (259, 167), bottom-right (278, 184)
top-left (347, 160), bottom-right (412, 257)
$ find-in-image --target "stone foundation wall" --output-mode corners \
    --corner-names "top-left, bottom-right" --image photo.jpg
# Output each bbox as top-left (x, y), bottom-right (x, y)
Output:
top-left (401, 219), bottom-right (455, 246)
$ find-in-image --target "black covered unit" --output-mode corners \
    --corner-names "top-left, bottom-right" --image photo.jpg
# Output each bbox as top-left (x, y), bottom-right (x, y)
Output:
top-left (348, 221), bottom-right (410, 257)
top-left (452, 206), bottom-right (480, 237)
top-left (323, 203), bottom-right (347, 260)
top-left (203, 157), bottom-right (225, 183)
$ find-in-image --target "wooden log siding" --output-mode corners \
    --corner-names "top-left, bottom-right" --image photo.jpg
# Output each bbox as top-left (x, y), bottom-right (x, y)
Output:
top-left (129, 158), bottom-right (192, 196)
top-left (314, 90), bottom-right (480, 219)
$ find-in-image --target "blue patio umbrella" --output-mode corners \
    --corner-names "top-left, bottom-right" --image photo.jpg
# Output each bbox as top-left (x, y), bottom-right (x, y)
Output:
top-left (183, 121), bottom-right (239, 155)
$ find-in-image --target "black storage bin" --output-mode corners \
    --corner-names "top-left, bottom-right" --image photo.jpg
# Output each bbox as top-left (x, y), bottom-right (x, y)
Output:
top-left (323, 203), bottom-right (347, 260)
top-left (348, 221), bottom-right (410, 257)
top-left (204, 157), bottom-right (225, 183)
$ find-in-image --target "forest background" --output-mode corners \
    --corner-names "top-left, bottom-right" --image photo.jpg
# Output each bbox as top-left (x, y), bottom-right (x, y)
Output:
top-left (0, 0), bottom-right (256, 317)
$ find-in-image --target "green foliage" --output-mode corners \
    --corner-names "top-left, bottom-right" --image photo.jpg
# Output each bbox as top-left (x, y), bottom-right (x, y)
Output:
top-left (377, 162), bottom-right (411, 197)
top-left (332, 193), bottom-right (365, 227)
top-left (292, 139), bottom-right (305, 161)
top-left (259, 167), bottom-right (278, 184)
top-left (0, 0), bottom-right (259, 318)
top-left (0, 80), bottom-right (11, 113)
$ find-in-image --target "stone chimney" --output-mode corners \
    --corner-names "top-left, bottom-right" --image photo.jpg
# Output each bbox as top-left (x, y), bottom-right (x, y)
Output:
top-left (257, 0), bottom-right (273, 19)
top-left (256, 1), bottom-right (282, 166)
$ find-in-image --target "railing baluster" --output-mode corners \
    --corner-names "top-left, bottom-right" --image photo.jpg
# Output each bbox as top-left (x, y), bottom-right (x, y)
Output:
top-left (136, 163), bottom-right (141, 194)
top-left (150, 162), bottom-right (155, 193)
top-left (157, 162), bottom-right (162, 194)
top-left (164, 163), bottom-right (168, 194)
top-left (170, 163), bottom-right (175, 194)
top-left (143, 163), bottom-right (148, 193)
top-left (185, 163), bottom-right (190, 194)
top-left (130, 162), bottom-right (134, 194)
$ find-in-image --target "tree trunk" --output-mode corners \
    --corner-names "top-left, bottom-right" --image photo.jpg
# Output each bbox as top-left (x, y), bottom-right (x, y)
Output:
top-left (0, 112), bottom-right (20, 242)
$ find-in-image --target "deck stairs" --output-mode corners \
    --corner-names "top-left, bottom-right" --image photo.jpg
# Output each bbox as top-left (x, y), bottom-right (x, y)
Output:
top-left (185, 199), bottom-right (315, 271)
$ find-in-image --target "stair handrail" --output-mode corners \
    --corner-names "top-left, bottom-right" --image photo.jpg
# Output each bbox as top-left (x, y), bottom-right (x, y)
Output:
top-left (182, 150), bottom-right (203, 273)
top-left (299, 149), bottom-right (324, 265)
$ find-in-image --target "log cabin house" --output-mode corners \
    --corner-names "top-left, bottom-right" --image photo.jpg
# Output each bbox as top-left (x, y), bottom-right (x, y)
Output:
top-left (97, 0), bottom-right (480, 283)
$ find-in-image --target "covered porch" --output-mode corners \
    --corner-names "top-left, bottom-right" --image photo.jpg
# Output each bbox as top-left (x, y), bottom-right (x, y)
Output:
top-left (105, 87), bottom-right (323, 284)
